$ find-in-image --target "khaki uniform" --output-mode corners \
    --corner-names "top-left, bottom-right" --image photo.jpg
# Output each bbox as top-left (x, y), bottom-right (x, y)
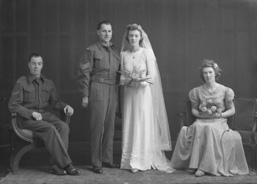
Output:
top-left (8, 75), bottom-right (72, 168)
top-left (78, 42), bottom-right (120, 167)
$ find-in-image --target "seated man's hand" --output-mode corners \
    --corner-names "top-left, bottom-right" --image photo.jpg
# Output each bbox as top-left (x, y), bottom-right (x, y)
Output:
top-left (32, 112), bottom-right (42, 121)
top-left (64, 105), bottom-right (74, 116)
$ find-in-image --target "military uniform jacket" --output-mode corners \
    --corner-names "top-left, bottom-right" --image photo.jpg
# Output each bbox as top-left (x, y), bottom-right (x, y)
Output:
top-left (8, 75), bottom-right (67, 119)
top-left (77, 42), bottom-right (120, 97)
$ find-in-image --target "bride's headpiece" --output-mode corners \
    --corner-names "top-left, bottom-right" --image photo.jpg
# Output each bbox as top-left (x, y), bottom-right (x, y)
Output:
top-left (127, 23), bottom-right (141, 29)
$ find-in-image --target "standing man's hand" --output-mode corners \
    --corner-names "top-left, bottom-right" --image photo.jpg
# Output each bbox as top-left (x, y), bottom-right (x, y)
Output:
top-left (32, 112), bottom-right (42, 121)
top-left (82, 96), bottom-right (89, 108)
top-left (64, 105), bottom-right (74, 116)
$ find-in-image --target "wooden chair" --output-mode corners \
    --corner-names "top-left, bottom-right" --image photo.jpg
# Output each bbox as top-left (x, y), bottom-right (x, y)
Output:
top-left (233, 97), bottom-right (257, 170)
top-left (10, 111), bottom-right (71, 174)
top-left (177, 97), bottom-right (195, 128)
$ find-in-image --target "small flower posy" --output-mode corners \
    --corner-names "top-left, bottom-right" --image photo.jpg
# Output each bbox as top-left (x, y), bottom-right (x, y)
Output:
top-left (119, 66), bottom-right (151, 87)
top-left (199, 99), bottom-right (222, 115)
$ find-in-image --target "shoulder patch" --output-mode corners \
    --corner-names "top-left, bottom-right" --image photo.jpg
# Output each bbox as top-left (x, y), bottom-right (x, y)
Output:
top-left (17, 76), bottom-right (27, 82)
top-left (87, 43), bottom-right (97, 50)
top-left (80, 62), bottom-right (90, 70)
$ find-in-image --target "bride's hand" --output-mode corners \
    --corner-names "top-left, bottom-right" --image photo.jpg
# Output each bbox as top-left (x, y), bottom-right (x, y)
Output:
top-left (140, 81), bottom-right (149, 88)
top-left (127, 80), bottom-right (138, 87)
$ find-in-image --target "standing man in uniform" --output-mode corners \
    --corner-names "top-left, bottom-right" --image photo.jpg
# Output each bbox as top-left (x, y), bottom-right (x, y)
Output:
top-left (77, 21), bottom-right (120, 174)
top-left (9, 53), bottom-right (80, 175)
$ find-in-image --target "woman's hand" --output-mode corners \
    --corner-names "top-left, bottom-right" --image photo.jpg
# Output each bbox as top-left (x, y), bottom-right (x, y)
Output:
top-left (120, 75), bottom-right (132, 86)
top-left (196, 110), bottom-right (221, 119)
top-left (128, 80), bottom-right (139, 87)
top-left (140, 81), bottom-right (149, 88)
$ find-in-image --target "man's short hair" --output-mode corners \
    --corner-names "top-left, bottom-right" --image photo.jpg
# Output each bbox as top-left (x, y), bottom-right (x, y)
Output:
top-left (97, 21), bottom-right (111, 30)
top-left (28, 53), bottom-right (42, 62)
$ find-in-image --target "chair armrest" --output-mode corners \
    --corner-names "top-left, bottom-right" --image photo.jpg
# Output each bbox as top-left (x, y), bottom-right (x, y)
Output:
top-left (177, 112), bottom-right (186, 128)
top-left (11, 112), bottom-right (33, 143)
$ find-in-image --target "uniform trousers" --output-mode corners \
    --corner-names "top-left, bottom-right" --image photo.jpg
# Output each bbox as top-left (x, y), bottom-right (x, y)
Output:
top-left (19, 112), bottom-right (72, 168)
top-left (88, 82), bottom-right (118, 168)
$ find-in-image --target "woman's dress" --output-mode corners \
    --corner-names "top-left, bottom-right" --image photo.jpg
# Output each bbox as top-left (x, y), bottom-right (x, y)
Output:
top-left (120, 48), bottom-right (172, 172)
top-left (171, 84), bottom-right (249, 176)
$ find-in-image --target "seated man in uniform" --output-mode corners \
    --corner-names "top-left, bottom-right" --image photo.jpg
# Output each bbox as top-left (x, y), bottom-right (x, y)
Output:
top-left (8, 53), bottom-right (80, 175)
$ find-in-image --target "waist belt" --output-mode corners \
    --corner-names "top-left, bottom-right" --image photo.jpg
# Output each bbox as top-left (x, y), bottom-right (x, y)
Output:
top-left (91, 77), bottom-right (117, 85)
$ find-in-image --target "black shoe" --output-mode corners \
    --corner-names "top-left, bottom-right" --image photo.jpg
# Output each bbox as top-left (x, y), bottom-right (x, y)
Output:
top-left (64, 164), bottom-right (80, 175)
top-left (93, 167), bottom-right (103, 174)
top-left (102, 162), bottom-right (120, 168)
top-left (49, 164), bottom-right (67, 175)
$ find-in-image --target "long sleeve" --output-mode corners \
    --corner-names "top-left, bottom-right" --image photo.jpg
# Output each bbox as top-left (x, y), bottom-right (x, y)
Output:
top-left (8, 78), bottom-right (34, 119)
top-left (144, 49), bottom-right (156, 84)
top-left (120, 52), bottom-right (132, 86)
top-left (77, 48), bottom-right (93, 97)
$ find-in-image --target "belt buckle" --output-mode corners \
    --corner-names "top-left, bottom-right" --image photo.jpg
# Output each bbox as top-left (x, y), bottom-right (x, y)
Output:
top-left (99, 78), bottom-right (104, 83)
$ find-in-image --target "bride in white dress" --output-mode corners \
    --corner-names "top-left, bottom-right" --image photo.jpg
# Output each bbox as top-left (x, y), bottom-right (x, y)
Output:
top-left (120, 24), bottom-right (174, 173)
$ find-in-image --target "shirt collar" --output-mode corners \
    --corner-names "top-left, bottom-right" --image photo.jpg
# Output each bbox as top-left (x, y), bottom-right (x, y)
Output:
top-left (97, 41), bottom-right (114, 49)
top-left (28, 74), bottom-right (45, 83)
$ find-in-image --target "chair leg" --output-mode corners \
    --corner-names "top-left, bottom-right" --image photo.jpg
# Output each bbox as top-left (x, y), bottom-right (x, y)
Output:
top-left (10, 143), bottom-right (35, 174)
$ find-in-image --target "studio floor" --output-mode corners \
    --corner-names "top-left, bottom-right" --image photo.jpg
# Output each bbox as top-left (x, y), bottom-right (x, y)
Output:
top-left (0, 143), bottom-right (257, 184)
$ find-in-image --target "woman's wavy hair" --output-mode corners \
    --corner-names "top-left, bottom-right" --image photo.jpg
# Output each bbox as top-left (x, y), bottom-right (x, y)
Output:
top-left (126, 24), bottom-right (143, 45)
top-left (199, 59), bottom-right (222, 82)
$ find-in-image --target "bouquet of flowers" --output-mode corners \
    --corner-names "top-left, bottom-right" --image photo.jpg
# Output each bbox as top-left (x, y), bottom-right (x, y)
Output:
top-left (199, 99), bottom-right (222, 115)
top-left (119, 66), bottom-right (151, 86)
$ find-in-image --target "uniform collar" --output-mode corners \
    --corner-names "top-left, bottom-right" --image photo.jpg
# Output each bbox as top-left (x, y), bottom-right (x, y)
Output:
top-left (28, 74), bottom-right (45, 83)
top-left (97, 41), bottom-right (114, 49)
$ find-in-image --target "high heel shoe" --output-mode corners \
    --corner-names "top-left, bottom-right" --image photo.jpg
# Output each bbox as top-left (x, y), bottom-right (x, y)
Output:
top-left (195, 169), bottom-right (205, 177)
top-left (131, 168), bottom-right (139, 173)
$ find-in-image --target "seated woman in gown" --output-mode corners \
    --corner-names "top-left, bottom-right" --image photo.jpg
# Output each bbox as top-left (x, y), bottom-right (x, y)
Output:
top-left (171, 59), bottom-right (249, 177)
top-left (119, 24), bottom-right (174, 173)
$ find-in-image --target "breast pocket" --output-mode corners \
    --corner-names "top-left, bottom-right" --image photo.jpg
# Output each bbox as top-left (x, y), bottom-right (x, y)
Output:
top-left (89, 83), bottom-right (104, 101)
top-left (42, 86), bottom-right (52, 102)
top-left (23, 87), bottom-right (35, 102)
top-left (94, 52), bottom-right (108, 69)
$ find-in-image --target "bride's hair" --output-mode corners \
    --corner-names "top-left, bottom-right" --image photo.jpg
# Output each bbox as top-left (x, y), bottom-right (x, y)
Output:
top-left (126, 24), bottom-right (143, 45)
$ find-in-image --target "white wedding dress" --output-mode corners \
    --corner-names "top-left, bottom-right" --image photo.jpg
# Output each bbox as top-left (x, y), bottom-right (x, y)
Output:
top-left (120, 48), bottom-right (173, 172)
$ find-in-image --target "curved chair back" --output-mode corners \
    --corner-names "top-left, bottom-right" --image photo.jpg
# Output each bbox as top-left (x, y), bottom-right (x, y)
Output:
top-left (11, 113), bottom-right (34, 143)
top-left (234, 97), bottom-right (257, 131)
top-left (182, 97), bottom-right (195, 126)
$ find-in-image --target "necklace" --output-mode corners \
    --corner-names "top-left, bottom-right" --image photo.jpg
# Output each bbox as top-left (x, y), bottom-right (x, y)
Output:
top-left (132, 53), bottom-right (136, 59)
top-left (130, 47), bottom-right (140, 59)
